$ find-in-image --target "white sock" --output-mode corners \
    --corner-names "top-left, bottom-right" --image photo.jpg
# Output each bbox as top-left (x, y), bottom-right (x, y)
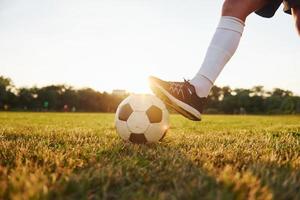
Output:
top-left (190, 16), bottom-right (245, 97)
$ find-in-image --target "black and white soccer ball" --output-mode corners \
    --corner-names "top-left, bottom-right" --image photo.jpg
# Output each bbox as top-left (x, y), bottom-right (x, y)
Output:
top-left (115, 94), bottom-right (169, 144)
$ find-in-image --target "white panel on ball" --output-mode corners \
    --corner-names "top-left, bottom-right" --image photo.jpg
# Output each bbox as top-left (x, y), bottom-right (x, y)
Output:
top-left (126, 112), bottom-right (150, 134)
top-left (144, 123), bottom-right (167, 143)
top-left (115, 120), bottom-right (131, 140)
top-left (128, 94), bottom-right (153, 111)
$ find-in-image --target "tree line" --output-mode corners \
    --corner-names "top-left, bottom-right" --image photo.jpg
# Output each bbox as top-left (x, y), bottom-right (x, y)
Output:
top-left (0, 76), bottom-right (299, 114)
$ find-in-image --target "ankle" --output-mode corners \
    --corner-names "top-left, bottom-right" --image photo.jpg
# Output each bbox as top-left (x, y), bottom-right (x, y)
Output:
top-left (190, 75), bottom-right (213, 98)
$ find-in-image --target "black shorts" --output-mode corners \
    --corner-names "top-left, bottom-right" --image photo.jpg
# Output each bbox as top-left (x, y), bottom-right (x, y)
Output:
top-left (255, 0), bottom-right (300, 18)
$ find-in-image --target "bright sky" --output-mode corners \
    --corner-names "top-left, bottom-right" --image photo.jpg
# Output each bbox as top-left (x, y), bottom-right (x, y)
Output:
top-left (0, 0), bottom-right (299, 94)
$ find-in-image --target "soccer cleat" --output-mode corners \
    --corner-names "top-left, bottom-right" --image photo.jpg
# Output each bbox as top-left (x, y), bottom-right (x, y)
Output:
top-left (148, 76), bottom-right (207, 121)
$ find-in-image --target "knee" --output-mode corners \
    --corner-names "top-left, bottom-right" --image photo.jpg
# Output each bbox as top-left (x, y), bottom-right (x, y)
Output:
top-left (222, 0), bottom-right (243, 14)
top-left (292, 8), bottom-right (300, 35)
top-left (222, 0), bottom-right (269, 21)
top-left (296, 19), bottom-right (300, 36)
top-left (222, 0), bottom-right (250, 21)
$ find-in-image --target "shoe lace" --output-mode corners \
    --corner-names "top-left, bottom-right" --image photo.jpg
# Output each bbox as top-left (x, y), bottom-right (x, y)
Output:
top-left (169, 79), bottom-right (193, 99)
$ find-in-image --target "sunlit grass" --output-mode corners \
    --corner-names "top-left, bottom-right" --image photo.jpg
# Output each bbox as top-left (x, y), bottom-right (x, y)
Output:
top-left (0, 113), bottom-right (300, 199)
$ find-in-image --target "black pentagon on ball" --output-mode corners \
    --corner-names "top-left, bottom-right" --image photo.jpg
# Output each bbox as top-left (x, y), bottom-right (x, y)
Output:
top-left (146, 105), bottom-right (163, 123)
top-left (118, 103), bottom-right (133, 121)
top-left (129, 133), bottom-right (147, 144)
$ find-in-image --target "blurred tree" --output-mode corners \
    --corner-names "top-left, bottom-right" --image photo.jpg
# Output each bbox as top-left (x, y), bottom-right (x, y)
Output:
top-left (0, 76), bottom-right (17, 110)
top-left (206, 86), bottom-right (222, 112)
top-left (251, 86), bottom-right (265, 96)
top-left (294, 97), bottom-right (300, 114)
top-left (36, 85), bottom-right (66, 110)
top-left (78, 88), bottom-right (101, 112)
top-left (280, 97), bottom-right (295, 114)
top-left (60, 87), bottom-right (79, 111)
top-left (18, 87), bottom-right (38, 110)
top-left (1, 75), bottom-right (299, 114)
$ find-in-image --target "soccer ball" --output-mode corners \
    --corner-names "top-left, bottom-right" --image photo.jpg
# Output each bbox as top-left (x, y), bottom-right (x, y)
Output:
top-left (115, 94), bottom-right (169, 144)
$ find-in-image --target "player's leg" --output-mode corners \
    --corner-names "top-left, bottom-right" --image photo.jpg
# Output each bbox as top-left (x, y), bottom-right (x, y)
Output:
top-left (222, 0), bottom-right (269, 22)
top-left (149, 0), bottom-right (270, 121)
top-left (282, 0), bottom-right (300, 35)
top-left (191, 0), bottom-right (270, 98)
top-left (292, 7), bottom-right (300, 35)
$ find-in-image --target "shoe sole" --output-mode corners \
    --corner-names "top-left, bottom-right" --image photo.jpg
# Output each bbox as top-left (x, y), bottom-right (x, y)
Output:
top-left (150, 82), bottom-right (201, 121)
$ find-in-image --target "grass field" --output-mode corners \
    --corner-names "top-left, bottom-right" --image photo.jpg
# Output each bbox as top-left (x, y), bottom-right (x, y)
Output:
top-left (0, 113), bottom-right (300, 200)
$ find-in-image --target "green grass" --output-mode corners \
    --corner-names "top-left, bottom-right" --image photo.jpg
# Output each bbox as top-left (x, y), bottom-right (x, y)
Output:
top-left (0, 113), bottom-right (300, 200)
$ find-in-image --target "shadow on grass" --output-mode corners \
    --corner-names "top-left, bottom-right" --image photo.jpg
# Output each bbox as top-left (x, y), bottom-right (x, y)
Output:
top-left (1, 132), bottom-right (300, 200)
top-left (44, 140), bottom-right (299, 200)
top-left (46, 141), bottom-right (226, 200)
top-left (249, 163), bottom-right (300, 200)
